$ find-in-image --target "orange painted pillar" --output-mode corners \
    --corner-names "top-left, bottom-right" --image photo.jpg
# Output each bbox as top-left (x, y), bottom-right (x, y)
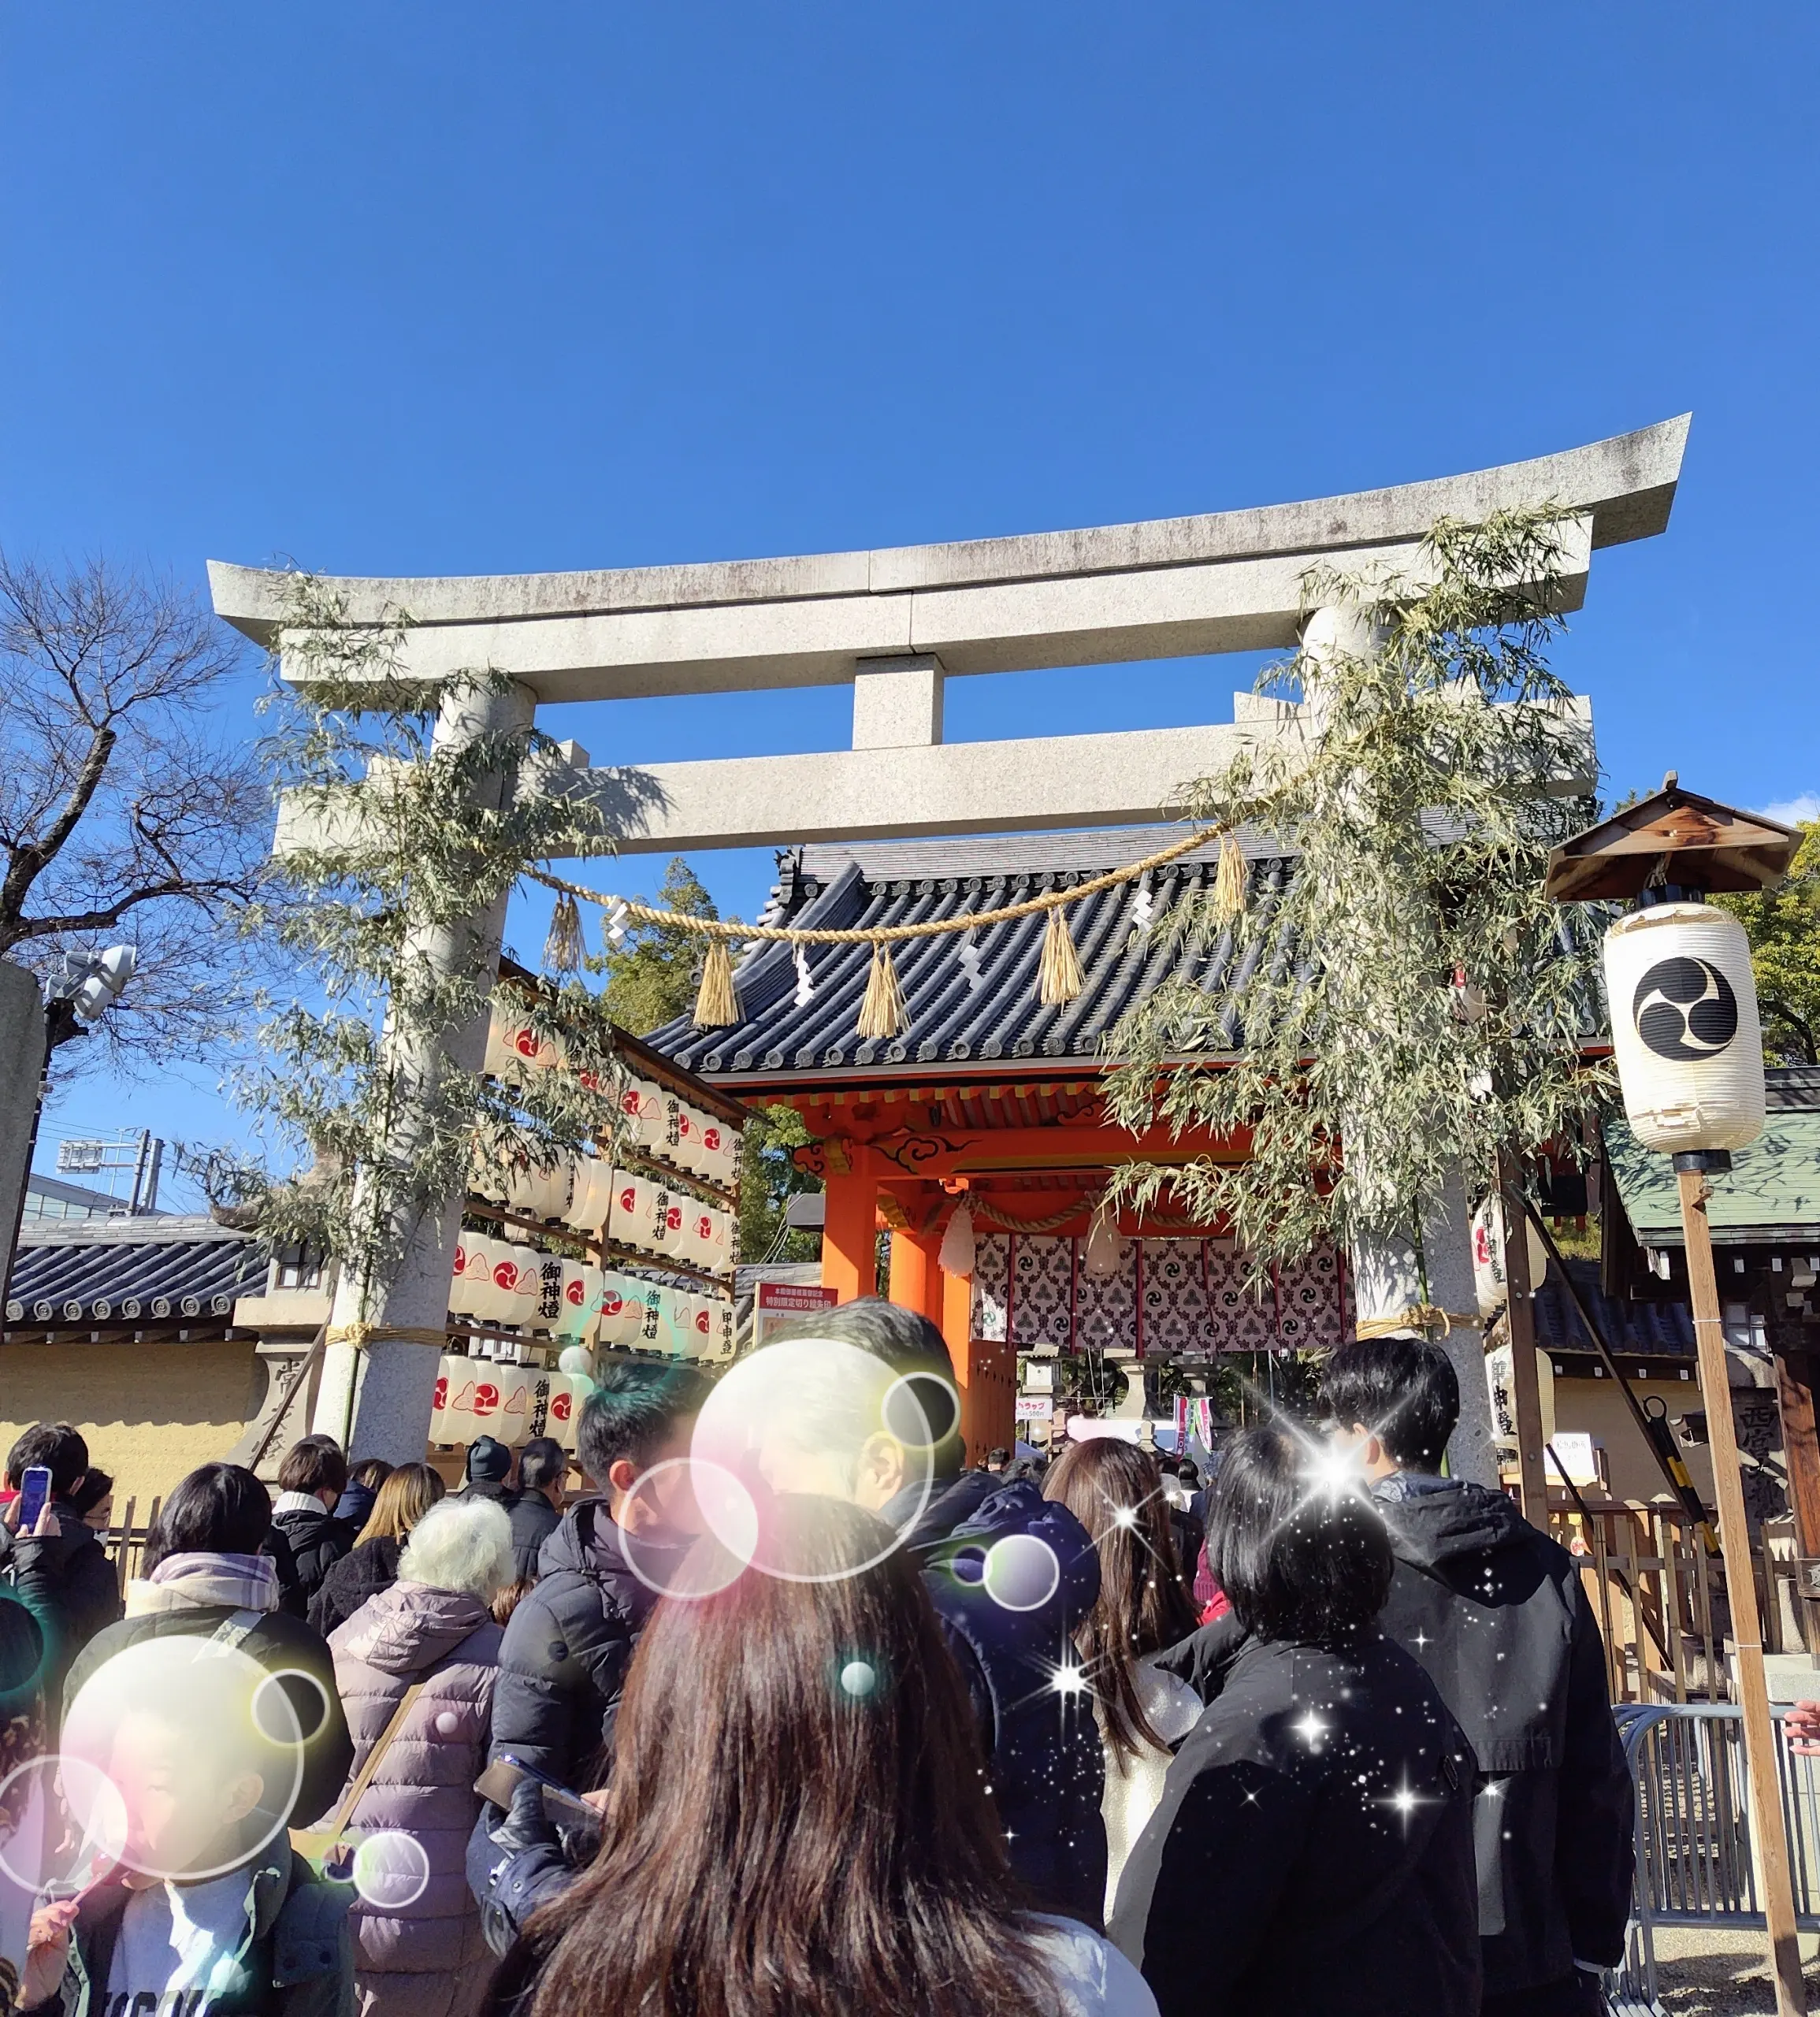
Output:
top-left (888, 1229), bottom-right (938, 1315)
top-left (820, 1170), bottom-right (878, 1302)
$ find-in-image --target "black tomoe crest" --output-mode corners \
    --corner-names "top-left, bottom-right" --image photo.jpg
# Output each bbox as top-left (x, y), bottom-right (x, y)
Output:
top-left (1632, 956), bottom-right (1740, 1063)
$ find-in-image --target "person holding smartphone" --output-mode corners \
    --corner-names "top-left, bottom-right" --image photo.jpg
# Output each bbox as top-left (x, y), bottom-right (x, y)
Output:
top-left (0, 1425), bottom-right (122, 1732)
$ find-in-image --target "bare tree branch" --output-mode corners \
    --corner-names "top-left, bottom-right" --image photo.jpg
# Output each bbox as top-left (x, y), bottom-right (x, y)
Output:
top-left (0, 551), bottom-right (277, 1075)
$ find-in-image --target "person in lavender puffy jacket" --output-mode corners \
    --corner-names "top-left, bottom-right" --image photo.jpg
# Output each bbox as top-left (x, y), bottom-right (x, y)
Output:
top-left (326, 1496), bottom-right (514, 2017)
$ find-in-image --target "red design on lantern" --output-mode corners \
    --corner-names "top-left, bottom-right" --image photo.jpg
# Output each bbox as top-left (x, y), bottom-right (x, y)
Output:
top-left (493, 1260), bottom-right (520, 1291)
top-left (474, 1383), bottom-right (501, 1416)
top-left (433, 1376), bottom-right (448, 1410)
top-left (550, 1391), bottom-right (573, 1422)
top-left (513, 1027), bottom-right (540, 1058)
top-left (618, 1187), bottom-right (637, 1214)
top-left (702, 1127), bottom-right (722, 1153)
top-left (694, 1308), bottom-right (711, 1334)
top-left (564, 1276), bottom-right (586, 1307)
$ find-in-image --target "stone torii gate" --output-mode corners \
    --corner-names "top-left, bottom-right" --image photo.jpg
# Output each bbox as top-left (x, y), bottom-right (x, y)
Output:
top-left (210, 415), bottom-right (1689, 1465)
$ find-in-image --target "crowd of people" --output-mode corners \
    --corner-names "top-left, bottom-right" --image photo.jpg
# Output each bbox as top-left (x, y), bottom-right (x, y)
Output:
top-left (0, 1307), bottom-right (1638, 2017)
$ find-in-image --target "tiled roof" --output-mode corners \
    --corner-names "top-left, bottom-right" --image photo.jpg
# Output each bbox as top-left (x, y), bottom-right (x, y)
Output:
top-left (1534, 1257), bottom-right (1695, 1358)
top-left (650, 826), bottom-right (1306, 1079)
top-left (650, 821), bottom-right (1601, 1083)
top-left (6, 1215), bottom-right (263, 1325)
top-left (1604, 1068), bottom-right (1820, 1247)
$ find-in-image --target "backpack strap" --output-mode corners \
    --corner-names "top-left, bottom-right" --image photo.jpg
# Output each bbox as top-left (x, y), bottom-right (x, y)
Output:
top-left (207, 1608), bottom-right (268, 1651)
top-left (292, 1681), bottom-right (427, 1863)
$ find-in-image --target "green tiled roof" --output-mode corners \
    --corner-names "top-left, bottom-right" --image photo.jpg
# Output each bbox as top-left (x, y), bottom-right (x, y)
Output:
top-left (1605, 1068), bottom-right (1820, 1247)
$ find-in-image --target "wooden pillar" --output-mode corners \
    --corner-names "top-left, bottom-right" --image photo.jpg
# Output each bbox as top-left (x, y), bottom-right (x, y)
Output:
top-left (821, 1170), bottom-right (878, 1302)
top-left (1773, 1339), bottom-right (1820, 1655)
top-left (938, 1261), bottom-right (1013, 1462)
top-left (1678, 1161), bottom-right (1806, 2017)
top-left (1499, 1155), bottom-right (1549, 1523)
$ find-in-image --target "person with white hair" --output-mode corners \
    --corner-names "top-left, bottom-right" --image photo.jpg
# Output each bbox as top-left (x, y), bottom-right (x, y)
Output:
top-left (325, 1496), bottom-right (515, 2017)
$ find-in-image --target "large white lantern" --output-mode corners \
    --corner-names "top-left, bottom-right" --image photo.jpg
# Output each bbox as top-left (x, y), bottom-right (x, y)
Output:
top-left (1602, 902), bottom-right (1764, 1153)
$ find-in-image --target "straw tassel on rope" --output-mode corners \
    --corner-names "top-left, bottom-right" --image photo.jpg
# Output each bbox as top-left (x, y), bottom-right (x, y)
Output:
top-left (856, 939), bottom-right (908, 1040)
top-left (542, 891), bottom-right (584, 973)
top-left (1038, 903), bottom-right (1083, 1007)
top-left (692, 938), bottom-right (742, 1028)
top-left (1213, 834), bottom-right (1248, 924)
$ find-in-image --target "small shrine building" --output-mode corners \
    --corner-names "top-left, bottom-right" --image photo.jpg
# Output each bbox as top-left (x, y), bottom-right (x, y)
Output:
top-left (648, 825), bottom-right (1351, 1456)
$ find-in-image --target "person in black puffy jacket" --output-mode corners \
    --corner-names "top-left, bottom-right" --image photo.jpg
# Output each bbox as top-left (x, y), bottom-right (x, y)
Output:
top-left (1320, 1337), bottom-right (1632, 2017)
top-left (505, 1437), bottom-right (565, 1582)
top-left (1112, 1424), bottom-right (1480, 2017)
top-left (269, 1435), bottom-right (356, 1618)
top-left (308, 1460), bottom-right (447, 1637)
top-left (0, 1425), bottom-right (122, 1731)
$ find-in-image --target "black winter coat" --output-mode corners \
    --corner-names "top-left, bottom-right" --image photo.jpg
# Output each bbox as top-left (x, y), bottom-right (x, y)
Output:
top-left (0, 1503), bottom-right (122, 1729)
top-left (904, 1473), bottom-right (1107, 1929)
top-left (65, 1600), bottom-right (355, 1826)
top-left (271, 1505), bottom-right (355, 1618)
top-left (1112, 1633), bottom-right (1480, 2017)
top-left (506, 1491), bottom-right (561, 1584)
top-left (1371, 1474), bottom-right (1634, 1993)
top-left (486, 1499), bottom-right (682, 1789)
top-left (307, 1535), bottom-right (403, 1638)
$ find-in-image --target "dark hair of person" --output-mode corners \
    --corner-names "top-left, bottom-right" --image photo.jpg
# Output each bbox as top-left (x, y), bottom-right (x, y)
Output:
top-left (759, 1293), bottom-right (956, 1381)
top-left (1177, 1459), bottom-right (1200, 1489)
top-left (522, 1499), bottom-right (1059, 2017)
top-left (356, 1462), bottom-right (445, 1547)
top-left (65, 1469), bottom-right (114, 1519)
top-left (1043, 1439), bottom-right (1198, 1764)
top-left (576, 1361), bottom-right (714, 1488)
top-left (277, 1433), bottom-right (348, 1499)
top-left (518, 1438), bottom-right (566, 1493)
top-left (986, 1447), bottom-right (1011, 1469)
top-left (1209, 1425), bottom-right (1392, 1648)
top-left (142, 1462), bottom-right (273, 1573)
top-left (350, 1457), bottom-right (394, 1491)
top-left (1319, 1335), bottom-right (1461, 1474)
top-left (6, 1422), bottom-right (90, 1495)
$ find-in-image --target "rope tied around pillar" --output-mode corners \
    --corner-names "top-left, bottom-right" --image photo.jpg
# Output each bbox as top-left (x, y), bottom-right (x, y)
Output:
top-left (1354, 1304), bottom-right (1480, 1340)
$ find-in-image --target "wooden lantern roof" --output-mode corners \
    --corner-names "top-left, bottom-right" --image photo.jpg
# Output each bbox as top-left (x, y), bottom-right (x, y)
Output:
top-left (1544, 779), bottom-right (1800, 902)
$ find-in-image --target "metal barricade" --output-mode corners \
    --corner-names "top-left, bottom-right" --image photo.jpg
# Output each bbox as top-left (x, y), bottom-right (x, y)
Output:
top-left (1614, 1700), bottom-right (1820, 2008)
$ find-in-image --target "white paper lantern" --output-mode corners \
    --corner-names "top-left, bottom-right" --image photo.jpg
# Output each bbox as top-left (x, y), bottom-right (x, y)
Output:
top-left (1469, 1195), bottom-right (1551, 1321)
top-left (430, 1356), bottom-right (466, 1443)
top-left (712, 1297), bottom-right (737, 1361)
top-left (561, 1154), bottom-right (605, 1234)
top-left (648, 1187), bottom-right (687, 1258)
top-left (555, 1261), bottom-right (598, 1340)
top-left (1603, 903), bottom-right (1765, 1153)
top-left (546, 1373), bottom-right (583, 1451)
top-left (632, 1283), bottom-right (666, 1350)
top-left (593, 1270), bottom-right (640, 1346)
top-left (938, 1201), bottom-right (976, 1279)
top-left (532, 1256), bottom-right (566, 1332)
top-left (1083, 1205), bottom-right (1122, 1280)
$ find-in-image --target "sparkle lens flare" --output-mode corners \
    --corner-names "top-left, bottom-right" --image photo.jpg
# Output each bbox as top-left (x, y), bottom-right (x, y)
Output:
top-left (0, 1755), bottom-right (129, 1897)
top-left (619, 1458), bottom-right (761, 1602)
top-left (351, 1829), bottom-right (432, 1911)
top-left (691, 1338), bottom-right (946, 1582)
top-left (61, 1638), bottom-right (304, 1883)
top-left (980, 1533), bottom-right (1061, 1614)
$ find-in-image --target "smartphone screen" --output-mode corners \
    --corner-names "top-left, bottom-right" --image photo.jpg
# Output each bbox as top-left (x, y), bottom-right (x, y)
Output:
top-left (16, 1466), bottom-right (52, 1530)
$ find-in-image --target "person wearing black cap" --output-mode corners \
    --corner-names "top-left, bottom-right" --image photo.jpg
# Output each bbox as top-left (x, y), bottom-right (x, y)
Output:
top-left (458, 1436), bottom-right (519, 1509)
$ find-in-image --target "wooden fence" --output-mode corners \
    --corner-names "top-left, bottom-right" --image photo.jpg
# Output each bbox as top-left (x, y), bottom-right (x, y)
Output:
top-left (1547, 1496), bottom-right (1806, 1705)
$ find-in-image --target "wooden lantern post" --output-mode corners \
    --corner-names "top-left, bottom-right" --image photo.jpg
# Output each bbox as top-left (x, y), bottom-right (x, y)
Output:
top-left (1547, 779), bottom-right (1806, 2017)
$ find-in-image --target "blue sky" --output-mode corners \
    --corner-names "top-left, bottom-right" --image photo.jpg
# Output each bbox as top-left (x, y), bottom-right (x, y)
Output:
top-left (3, 2), bottom-right (1816, 1188)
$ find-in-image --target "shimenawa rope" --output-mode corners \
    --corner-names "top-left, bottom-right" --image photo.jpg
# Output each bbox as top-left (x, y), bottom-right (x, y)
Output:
top-left (529, 825), bottom-right (1247, 1035)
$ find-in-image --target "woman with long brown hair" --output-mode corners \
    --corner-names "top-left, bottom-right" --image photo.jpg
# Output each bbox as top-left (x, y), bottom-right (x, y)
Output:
top-left (310, 1459), bottom-right (448, 1636)
top-left (500, 1498), bottom-right (1157, 2017)
top-left (1042, 1439), bottom-right (1203, 1919)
